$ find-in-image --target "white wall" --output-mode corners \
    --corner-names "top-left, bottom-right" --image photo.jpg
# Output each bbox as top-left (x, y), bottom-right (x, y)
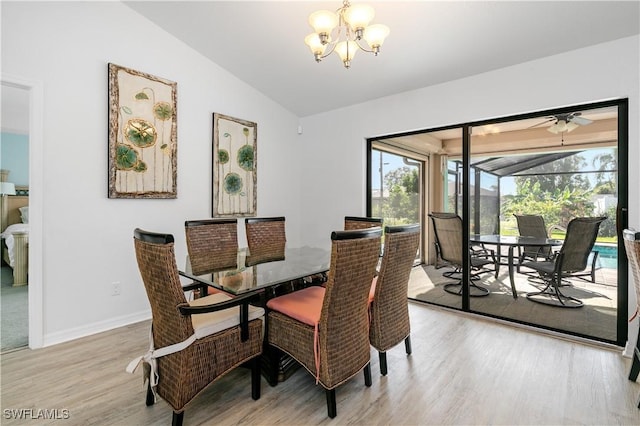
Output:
top-left (299, 35), bottom-right (640, 346)
top-left (2, 2), bottom-right (303, 345)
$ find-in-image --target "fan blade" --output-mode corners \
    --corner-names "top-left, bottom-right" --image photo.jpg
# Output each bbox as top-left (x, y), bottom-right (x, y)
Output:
top-left (571, 115), bottom-right (592, 126)
top-left (527, 117), bottom-right (555, 129)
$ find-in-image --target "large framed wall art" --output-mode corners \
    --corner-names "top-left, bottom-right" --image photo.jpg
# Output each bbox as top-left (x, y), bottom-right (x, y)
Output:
top-left (212, 113), bottom-right (257, 217)
top-left (108, 63), bottom-right (177, 199)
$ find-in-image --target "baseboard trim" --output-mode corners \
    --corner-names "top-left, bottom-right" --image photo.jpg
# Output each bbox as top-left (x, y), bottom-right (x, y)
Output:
top-left (41, 310), bottom-right (151, 348)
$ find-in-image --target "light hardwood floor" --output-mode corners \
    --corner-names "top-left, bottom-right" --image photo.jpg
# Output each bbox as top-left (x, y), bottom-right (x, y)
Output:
top-left (1, 302), bottom-right (639, 425)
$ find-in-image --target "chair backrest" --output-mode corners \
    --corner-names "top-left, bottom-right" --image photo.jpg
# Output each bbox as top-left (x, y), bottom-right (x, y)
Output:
top-left (515, 214), bottom-right (548, 238)
top-left (515, 214), bottom-right (552, 257)
top-left (133, 228), bottom-right (194, 349)
top-left (185, 219), bottom-right (238, 274)
top-left (319, 227), bottom-right (382, 380)
top-left (623, 229), bottom-right (640, 310)
top-left (558, 217), bottom-right (606, 273)
top-left (429, 212), bottom-right (462, 266)
top-left (344, 216), bottom-right (383, 230)
top-left (370, 224), bottom-right (420, 351)
top-left (245, 216), bottom-right (286, 251)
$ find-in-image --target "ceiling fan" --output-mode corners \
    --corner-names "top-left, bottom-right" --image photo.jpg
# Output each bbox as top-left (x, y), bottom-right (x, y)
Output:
top-left (532, 112), bottom-right (593, 134)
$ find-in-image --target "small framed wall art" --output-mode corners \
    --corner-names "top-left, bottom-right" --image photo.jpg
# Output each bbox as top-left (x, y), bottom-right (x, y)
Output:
top-left (212, 113), bottom-right (257, 217)
top-left (108, 63), bottom-right (177, 198)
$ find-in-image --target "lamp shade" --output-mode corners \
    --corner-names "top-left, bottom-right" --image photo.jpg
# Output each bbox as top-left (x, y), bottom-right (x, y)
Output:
top-left (304, 33), bottom-right (328, 56)
top-left (0, 182), bottom-right (16, 195)
top-left (363, 24), bottom-right (390, 48)
top-left (335, 40), bottom-right (358, 65)
top-left (344, 3), bottom-right (375, 31)
top-left (308, 10), bottom-right (338, 35)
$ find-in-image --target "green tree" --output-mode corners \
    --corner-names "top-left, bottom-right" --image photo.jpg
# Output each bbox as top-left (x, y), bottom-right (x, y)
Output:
top-left (503, 180), bottom-right (594, 229)
top-left (515, 155), bottom-right (590, 194)
top-left (381, 167), bottom-right (419, 225)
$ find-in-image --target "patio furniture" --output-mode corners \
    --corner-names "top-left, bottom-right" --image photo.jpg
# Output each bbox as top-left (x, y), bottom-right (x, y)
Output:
top-left (429, 212), bottom-right (498, 297)
top-left (523, 216), bottom-right (606, 308)
top-left (129, 228), bottom-right (264, 426)
top-left (623, 228), bottom-right (640, 408)
top-left (515, 214), bottom-right (600, 283)
top-left (369, 224), bottom-right (420, 375)
top-left (514, 214), bottom-right (554, 265)
top-left (266, 227), bottom-right (382, 418)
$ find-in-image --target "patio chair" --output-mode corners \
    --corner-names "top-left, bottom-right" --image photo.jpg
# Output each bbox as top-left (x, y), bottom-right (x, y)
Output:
top-left (129, 228), bottom-right (264, 426)
top-left (369, 224), bottom-right (420, 375)
top-left (623, 228), bottom-right (640, 408)
top-left (344, 215), bottom-right (383, 230)
top-left (514, 214), bottom-right (554, 264)
top-left (515, 214), bottom-right (600, 283)
top-left (266, 227), bottom-right (382, 418)
top-left (523, 216), bottom-right (606, 308)
top-left (428, 212), bottom-right (498, 297)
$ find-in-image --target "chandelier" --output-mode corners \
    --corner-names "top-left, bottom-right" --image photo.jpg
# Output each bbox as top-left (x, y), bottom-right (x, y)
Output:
top-left (304, 1), bottom-right (390, 69)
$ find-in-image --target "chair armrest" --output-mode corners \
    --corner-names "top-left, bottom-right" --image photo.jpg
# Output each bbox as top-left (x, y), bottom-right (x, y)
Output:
top-left (178, 291), bottom-right (262, 341)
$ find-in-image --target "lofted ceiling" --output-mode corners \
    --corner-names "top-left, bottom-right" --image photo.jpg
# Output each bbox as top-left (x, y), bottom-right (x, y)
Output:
top-left (124, 1), bottom-right (640, 118)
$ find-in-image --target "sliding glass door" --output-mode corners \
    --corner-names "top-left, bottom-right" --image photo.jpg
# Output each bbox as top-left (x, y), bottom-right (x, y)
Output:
top-left (368, 99), bottom-right (628, 346)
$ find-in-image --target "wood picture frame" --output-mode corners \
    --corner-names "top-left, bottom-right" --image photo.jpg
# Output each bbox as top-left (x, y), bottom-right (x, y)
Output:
top-left (108, 63), bottom-right (177, 198)
top-left (212, 113), bottom-right (257, 217)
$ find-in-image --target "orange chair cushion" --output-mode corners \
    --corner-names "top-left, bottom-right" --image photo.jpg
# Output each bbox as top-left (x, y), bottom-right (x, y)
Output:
top-left (368, 276), bottom-right (378, 304)
top-left (266, 286), bottom-right (325, 326)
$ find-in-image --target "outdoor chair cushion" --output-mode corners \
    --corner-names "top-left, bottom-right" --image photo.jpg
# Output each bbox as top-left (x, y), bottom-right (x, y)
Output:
top-left (190, 292), bottom-right (264, 339)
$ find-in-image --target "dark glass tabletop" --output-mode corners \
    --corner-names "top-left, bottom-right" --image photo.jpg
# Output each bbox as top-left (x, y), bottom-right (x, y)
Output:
top-left (179, 246), bottom-right (330, 295)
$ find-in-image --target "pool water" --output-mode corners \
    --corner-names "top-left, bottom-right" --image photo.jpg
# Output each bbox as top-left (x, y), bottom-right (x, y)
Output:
top-left (593, 243), bottom-right (617, 269)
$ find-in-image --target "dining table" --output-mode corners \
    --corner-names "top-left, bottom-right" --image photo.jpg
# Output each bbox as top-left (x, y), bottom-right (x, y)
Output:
top-left (470, 234), bottom-right (564, 299)
top-left (179, 245), bottom-right (331, 385)
top-left (179, 245), bottom-right (330, 296)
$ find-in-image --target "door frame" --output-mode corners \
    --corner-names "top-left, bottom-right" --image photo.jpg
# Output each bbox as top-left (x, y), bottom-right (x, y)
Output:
top-left (2, 73), bottom-right (44, 348)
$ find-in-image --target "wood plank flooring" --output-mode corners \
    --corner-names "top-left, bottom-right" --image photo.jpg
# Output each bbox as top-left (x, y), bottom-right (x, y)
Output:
top-left (1, 302), bottom-right (639, 425)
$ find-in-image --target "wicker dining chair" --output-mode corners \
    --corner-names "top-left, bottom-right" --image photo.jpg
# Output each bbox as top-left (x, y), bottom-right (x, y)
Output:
top-left (266, 227), bottom-right (382, 418)
top-left (369, 224), bottom-right (420, 376)
top-left (523, 216), bottom-right (606, 308)
top-left (623, 228), bottom-right (640, 408)
top-left (129, 228), bottom-right (264, 426)
top-left (429, 212), bottom-right (498, 297)
top-left (245, 216), bottom-right (286, 252)
top-left (184, 219), bottom-right (238, 296)
top-left (344, 215), bottom-right (383, 230)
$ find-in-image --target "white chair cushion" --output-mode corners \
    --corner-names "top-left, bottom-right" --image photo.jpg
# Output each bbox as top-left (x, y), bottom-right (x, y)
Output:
top-left (189, 293), bottom-right (265, 339)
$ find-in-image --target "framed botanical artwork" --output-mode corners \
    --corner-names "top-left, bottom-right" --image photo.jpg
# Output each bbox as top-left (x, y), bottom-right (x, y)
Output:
top-left (108, 63), bottom-right (177, 198)
top-left (212, 113), bottom-right (257, 217)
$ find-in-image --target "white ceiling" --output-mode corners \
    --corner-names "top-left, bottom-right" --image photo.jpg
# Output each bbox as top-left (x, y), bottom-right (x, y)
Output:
top-left (124, 1), bottom-right (640, 118)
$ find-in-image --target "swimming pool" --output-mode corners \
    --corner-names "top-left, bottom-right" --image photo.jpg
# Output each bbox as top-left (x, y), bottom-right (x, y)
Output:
top-left (593, 243), bottom-right (617, 269)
